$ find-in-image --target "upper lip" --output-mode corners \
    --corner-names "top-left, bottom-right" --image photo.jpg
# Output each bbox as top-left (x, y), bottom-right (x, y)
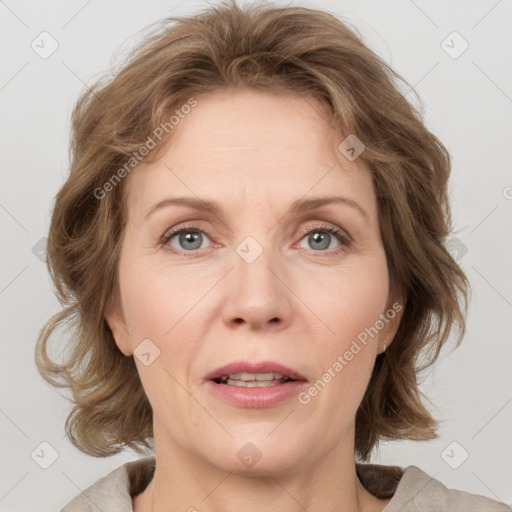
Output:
top-left (204, 360), bottom-right (308, 382)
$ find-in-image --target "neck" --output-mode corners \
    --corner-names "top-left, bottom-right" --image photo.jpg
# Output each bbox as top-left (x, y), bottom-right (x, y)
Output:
top-left (135, 424), bottom-right (385, 512)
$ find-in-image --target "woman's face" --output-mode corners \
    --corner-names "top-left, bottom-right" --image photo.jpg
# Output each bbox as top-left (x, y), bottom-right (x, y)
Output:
top-left (108, 88), bottom-right (400, 475)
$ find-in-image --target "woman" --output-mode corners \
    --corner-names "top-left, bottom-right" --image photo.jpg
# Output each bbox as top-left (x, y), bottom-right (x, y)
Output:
top-left (35, 1), bottom-right (508, 511)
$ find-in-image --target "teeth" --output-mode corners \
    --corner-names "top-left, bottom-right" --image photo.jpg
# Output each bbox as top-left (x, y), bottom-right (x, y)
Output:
top-left (216, 372), bottom-right (292, 386)
top-left (227, 372), bottom-right (283, 381)
top-left (225, 379), bottom-right (283, 387)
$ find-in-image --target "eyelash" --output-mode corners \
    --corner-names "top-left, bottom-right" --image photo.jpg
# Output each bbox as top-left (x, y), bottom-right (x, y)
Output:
top-left (161, 223), bottom-right (352, 257)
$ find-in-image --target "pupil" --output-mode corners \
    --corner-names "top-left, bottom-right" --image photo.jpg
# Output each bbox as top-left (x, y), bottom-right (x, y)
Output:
top-left (310, 232), bottom-right (329, 250)
top-left (180, 231), bottom-right (202, 250)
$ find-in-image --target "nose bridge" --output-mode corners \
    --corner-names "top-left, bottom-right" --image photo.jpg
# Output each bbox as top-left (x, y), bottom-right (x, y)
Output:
top-left (224, 230), bottom-right (290, 328)
top-left (235, 231), bottom-right (281, 298)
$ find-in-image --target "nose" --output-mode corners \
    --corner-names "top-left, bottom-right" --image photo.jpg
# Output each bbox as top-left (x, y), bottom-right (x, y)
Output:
top-left (222, 237), bottom-right (293, 332)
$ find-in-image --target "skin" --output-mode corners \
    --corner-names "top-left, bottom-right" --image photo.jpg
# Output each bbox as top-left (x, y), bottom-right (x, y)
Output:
top-left (106, 87), bottom-right (403, 512)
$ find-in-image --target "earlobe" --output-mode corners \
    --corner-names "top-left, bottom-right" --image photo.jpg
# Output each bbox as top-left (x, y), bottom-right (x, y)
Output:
top-left (105, 296), bottom-right (133, 357)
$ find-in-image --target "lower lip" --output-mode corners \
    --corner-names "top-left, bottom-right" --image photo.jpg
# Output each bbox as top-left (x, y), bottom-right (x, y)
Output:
top-left (205, 380), bottom-right (308, 408)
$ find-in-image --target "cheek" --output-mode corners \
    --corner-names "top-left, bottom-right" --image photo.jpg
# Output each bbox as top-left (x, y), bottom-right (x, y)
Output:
top-left (119, 259), bottom-right (202, 342)
top-left (118, 262), bottom-right (210, 403)
top-left (301, 255), bottom-right (389, 349)
top-left (119, 266), bottom-right (201, 410)
top-left (301, 267), bottom-right (388, 419)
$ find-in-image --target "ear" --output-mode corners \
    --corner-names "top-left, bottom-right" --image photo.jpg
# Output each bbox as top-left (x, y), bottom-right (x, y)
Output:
top-left (380, 295), bottom-right (407, 353)
top-left (105, 294), bottom-right (133, 357)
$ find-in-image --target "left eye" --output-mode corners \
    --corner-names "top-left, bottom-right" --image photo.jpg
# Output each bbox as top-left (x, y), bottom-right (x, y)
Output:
top-left (297, 226), bottom-right (350, 251)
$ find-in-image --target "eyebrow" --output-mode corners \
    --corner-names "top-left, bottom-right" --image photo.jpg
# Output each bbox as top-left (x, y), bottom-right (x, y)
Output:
top-left (144, 195), bottom-right (370, 223)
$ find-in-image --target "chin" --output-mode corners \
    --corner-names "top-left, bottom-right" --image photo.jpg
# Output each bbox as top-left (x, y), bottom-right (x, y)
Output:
top-left (202, 434), bottom-right (305, 476)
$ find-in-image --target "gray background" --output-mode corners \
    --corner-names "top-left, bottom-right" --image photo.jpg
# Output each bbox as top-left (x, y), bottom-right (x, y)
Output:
top-left (1, 0), bottom-right (511, 510)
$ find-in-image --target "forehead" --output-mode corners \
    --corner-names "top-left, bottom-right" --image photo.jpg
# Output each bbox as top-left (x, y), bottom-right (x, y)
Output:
top-left (124, 88), bottom-right (376, 222)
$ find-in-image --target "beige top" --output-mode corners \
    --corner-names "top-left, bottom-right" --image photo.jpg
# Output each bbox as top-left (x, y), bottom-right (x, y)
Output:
top-left (61, 456), bottom-right (510, 511)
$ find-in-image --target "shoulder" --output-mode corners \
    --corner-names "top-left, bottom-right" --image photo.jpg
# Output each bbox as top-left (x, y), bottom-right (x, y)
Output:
top-left (61, 456), bottom-right (155, 512)
top-left (385, 464), bottom-right (510, 512)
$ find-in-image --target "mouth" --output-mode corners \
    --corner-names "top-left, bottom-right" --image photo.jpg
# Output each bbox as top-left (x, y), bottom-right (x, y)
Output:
top-left (204, 361), bottom-right (309, 408)
top-left (212, 372), bottom-right (297, 387)
top-left (204, 360), bottom-right (308, 387)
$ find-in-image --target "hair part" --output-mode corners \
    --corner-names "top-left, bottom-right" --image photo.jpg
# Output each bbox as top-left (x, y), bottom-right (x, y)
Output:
top-left (36, 0), bottom-right (470, 461)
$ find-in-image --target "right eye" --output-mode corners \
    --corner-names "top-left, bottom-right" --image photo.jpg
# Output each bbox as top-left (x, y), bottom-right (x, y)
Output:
top-left (162, 225), bottom-right (213, 254)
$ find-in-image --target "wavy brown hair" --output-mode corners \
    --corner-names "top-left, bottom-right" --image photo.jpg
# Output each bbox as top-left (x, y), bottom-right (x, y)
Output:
top-left (35, 0), bottom-right (470, 461)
